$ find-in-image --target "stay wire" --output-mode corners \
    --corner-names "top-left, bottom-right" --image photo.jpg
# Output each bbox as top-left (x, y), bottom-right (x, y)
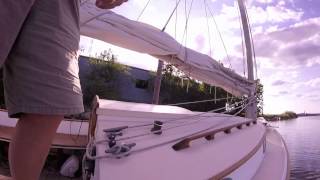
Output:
top-left (69, 118), bottom-right (85, 144)
top-left (136, 0), bottom-right (153, 21)
top-left (100, 97), bottom-right (248, 130)
top-left (86, 97), bottom-right (255, 160)
top-left (161, 0), bottom-right (183, 31)
top-left (165, 96), bottom-right (235, 106)
top-left (94, 97), bottom-right (254, 144)
top-left (204, 0), bottom-right (213, 57)
top-left (174, 0), bottom-right (179, 38)
top-left (177, 0), bottom-right (194, 54)
top-left (204, 0), bottom-right (232, 69)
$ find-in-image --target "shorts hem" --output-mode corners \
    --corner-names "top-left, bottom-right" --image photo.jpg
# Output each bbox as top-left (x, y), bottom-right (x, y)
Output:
top-left (8, 106), bottom-right (84, 118)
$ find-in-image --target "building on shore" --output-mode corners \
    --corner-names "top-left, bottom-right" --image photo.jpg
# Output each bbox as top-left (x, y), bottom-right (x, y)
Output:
top-left (79, 56), bottom-right (154, 104)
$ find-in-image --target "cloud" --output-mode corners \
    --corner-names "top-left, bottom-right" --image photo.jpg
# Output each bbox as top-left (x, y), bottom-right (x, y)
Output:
top-left (195, 35), bottom-right (206, 51)
top-left (270, 90), bottom-right (289, 97)
top-left (279, 91), bottom-right (288, 95)
top-left (220, 55), bottom-right (247, 77)
top-left (278, 0), bottom-right (286, 6)
top-left (272, 80), bottom-right (288, 86)
top-left (305, 77), bottom-right (320, 88)
top-left (255, 0), bottom-right (273, 4)
top-left (132, 0), bottom-right (152, 8)
top-left (254, 17), bottom-right (320, 68)
top-left (290, 76), bottom-right (320, 92)
top-left (305, 93), bottom-right (320, 102)
top-left (247, 4), bottom-right (303, 25)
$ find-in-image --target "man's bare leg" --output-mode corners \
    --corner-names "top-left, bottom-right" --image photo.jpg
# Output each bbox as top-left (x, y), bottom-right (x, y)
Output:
top-left (9, 114), bottom-right (62, 180)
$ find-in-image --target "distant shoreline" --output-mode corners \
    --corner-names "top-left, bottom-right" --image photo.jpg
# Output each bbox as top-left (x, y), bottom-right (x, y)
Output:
top-left (263, 111), bottom-right (298, 121)
top-left (297, 113), bottom-right (320, 117)
top-left (263, 116), bottom-right (297, 121)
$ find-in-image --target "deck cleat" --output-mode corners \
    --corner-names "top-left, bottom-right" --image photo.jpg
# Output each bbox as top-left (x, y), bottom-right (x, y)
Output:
top-left (105, 143), bottom-right (136, 158)
top-left (106, 132), bottom-right (123, 148)
top-left (103, 126), bottom-right (128, 133)
top-left (103, 126), bottom-right (127, 148)
top-left (151, 120), bottom-right (163, 135)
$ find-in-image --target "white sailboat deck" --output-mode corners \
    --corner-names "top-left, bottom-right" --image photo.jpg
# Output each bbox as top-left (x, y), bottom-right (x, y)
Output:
top-left (92, 100), bottom-right (267, 180)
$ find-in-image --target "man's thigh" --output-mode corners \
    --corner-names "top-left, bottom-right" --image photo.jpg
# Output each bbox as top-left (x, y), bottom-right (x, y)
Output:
top-left (4, 0), bottom-right (84, 118)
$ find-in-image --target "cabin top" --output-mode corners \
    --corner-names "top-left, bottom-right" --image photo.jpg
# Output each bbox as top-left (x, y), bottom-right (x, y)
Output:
top-left (97, 99), bottom-right (193, 116)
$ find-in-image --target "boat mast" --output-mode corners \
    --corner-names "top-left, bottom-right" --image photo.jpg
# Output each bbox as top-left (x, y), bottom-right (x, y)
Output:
top-left (237, 0), bottom-right (257, 119)
top-left (152, 1), bottom-right (181, 105)
top-left (152, 60), bottom-right (163, 104)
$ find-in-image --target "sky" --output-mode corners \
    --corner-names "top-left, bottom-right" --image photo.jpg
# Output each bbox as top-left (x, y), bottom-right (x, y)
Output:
top-left (79, 0), bottom-right (320, 114)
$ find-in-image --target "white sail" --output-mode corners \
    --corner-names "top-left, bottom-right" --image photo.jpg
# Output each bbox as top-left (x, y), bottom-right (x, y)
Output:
top-left (79, 1), bottom-right (254, 96)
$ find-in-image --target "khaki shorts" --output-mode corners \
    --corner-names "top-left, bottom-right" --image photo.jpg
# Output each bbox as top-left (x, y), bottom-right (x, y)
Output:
top-left (0, 0), bottom-right (84, 117)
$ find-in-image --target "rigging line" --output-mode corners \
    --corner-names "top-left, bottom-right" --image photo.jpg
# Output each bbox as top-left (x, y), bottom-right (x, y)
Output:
top-left (175, 0), bottom-right (179, 38)
top-left (80, 11), bottom-right (110, 27)
top-left (68, 118), bottom-right (85, 143)
top-left (161, 0), bottom-right (183, 31)
top-left (94, 97), bottom-right (254, 144)
top-left (87, 97), bottom-right (253, 155)
top-left (94, 98), bottom-right (243, 141)
top-left (95, 108), bottom-right (238, 145)
top-left (96, 97), bottom-right (251, 130)
top-left (136, 0), bottom-right (152, 21)
top-left (204, 0), bottom-right (213, 57)
top-left (161, 95), bottom-right (255, 124)
top-left (86, 98), bottom-right (255, 160)
top-left (177, 0), bottom-right (194, 54)
top-left (126, 98), bottom-right (254, 153)
top-left (96, 102), bottom-right (228, 127)
top-left (165, 96), bottom-right (235, 106)
top-left (185, 0), bottom-right (193, 62)
top-left (126, 99), bottom-right (254, 154)
top-left (204, 0), bottom-right (232, 69)
top-left (145, 96), bottom-right (249, 125)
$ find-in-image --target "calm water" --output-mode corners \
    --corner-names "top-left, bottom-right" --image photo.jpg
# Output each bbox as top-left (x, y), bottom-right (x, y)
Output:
top-left (274, 116), bottom-right (320, 180)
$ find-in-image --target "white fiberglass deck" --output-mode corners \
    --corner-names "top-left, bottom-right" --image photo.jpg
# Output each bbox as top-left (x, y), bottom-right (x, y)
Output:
top-left (92, 99), bottom-right (266, 180)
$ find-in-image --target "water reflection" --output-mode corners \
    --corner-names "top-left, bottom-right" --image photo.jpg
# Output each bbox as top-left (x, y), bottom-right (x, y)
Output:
top-left (273, 117), bottom-right (320, 180)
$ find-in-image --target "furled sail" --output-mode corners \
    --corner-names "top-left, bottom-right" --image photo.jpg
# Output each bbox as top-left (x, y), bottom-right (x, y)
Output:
top-left (79, 1), bottom-right (254, 96)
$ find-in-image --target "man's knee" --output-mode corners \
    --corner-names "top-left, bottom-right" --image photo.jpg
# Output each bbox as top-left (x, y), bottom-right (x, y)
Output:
top-left (17, 113), bottom-right (63, 129)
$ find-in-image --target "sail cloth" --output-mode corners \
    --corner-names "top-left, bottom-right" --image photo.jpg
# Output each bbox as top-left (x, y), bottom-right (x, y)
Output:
top-left (79, 1), bottom-right (254, 96)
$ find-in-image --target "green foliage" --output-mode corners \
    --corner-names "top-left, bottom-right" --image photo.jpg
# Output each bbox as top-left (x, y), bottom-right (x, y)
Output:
top-left (256, 79), bottom-right (264, 116)
top-left (158, 64), bottom-right (234, 113)
top-left (81, 57), bottom-right (127, 109)
top-left (97, 48), bottom-right (118, 62)
top-left (281, 111), bottom-right (298, 120)
top-left (264, 111), bottom-right (298, 121)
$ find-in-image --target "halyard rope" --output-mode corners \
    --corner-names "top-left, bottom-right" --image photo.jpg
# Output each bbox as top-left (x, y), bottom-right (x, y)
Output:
top-left (85, 97), bottom-right (255, 160)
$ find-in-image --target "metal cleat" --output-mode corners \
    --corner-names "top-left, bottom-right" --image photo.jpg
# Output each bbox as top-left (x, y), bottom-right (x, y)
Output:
top-left (105, 143), bottom-right (136, 158)
top-left (103, 126), bottom-right (127, 148)
top-left (103, 126), bottom-right (128, 133)
top-left (151, 121), bottom-right (163, 135)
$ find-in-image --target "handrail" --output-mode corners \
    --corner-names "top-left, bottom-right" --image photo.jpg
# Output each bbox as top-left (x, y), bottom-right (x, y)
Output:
top-left (172, 119), bottom-right (257, 151)
top-left (88, 95), bottom-right (100, 138)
